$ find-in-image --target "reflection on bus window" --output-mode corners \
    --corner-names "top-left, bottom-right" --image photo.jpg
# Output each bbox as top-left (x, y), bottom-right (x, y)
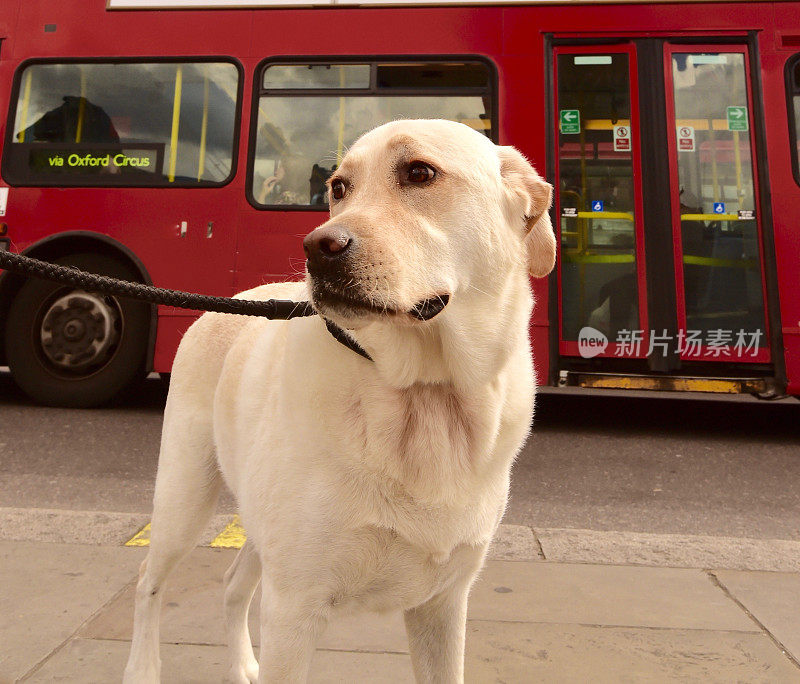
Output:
top-left (18, 96), bottom-right (120, 144)
top-left (253, 61), bottom-right (493, 207)
top-left (263, 64), bottom-right (370, 89)
top-left (8, 62), bottom-right (239, 186)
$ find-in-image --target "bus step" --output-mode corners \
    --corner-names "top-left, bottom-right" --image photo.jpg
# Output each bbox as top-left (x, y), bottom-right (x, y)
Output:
top-left (559, 372), bottom-right (767, 394)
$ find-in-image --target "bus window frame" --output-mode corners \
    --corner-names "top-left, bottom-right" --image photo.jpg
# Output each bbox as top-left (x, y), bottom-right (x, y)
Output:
top-left (1, 56), bottom-right (245, 189)
top-left (246, 54), bottom-right (499, 212)
top-left (785, 53), bottom-right (800, 187)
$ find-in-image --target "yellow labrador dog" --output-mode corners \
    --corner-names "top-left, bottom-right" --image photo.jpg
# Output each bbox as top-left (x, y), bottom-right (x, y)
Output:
top-left (124, 119), bottom-right (555, 683)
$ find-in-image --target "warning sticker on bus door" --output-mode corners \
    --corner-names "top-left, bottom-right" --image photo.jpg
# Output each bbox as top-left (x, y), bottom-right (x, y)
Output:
top-left (613, 125), bottom-right (631, 152)
top-left (678, 126), bottom-right (695, 152)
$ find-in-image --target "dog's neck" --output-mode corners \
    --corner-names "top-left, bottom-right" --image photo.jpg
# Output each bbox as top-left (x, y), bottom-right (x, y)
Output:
top-left (354, 272), bottom-right (534, 391)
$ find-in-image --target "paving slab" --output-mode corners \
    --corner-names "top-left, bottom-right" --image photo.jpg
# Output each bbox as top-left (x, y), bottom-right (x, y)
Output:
top-left (0, 541), bottom-right (145, 682)
top-left (39, 622), bottom-right (798, 683)
top-left (714, 569), bottom-right (800, 664)
top-left (468, 561), bottom-right (757, 631)
top-left (0, 507), bottom-right (149, 546)
top-left (81, 547), bottom-right (410, 654)
top-left (465, 620), bottom-right (799, 683)
top-left (27, 638), bottom-right (415, 683)
top-left (487, 523), bottom-right (542, 561)
top-left (537, 528), bottom-right (800, 572)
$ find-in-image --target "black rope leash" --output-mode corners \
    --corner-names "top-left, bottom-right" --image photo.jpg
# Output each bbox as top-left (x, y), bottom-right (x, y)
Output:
top-left (0, 249), bottom-right (373, 360)
top-left (0, 249), bottom-right (316, 319)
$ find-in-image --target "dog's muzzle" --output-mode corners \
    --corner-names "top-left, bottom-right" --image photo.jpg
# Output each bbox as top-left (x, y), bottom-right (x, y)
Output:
top-left (304, 224), bottom-right (450, 322)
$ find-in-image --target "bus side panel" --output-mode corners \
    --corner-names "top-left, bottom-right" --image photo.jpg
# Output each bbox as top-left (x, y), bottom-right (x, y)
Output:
top-left (772, 7), bottom-right (800, 395)
top-left (12, 4), bottom-right (251, 59)
top-left (759, 47), bottom-right (800, 395)
top-left (249, 7), bottom-right (503, 57)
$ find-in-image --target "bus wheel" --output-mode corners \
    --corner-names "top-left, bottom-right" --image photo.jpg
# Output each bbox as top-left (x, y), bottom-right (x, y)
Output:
top-left (4, 252), bottom-right (150, 408)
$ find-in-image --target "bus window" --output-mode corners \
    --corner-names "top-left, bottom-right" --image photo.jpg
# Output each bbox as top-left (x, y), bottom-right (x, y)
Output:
top-left (251, 60), bottom-right (493, 208)
top-left (4, 61), bottom-right (239, 186)
top-left (788, 55), bottom-right (800, 185)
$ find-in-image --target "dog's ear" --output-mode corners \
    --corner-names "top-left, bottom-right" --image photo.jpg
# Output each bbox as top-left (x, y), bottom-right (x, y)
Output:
top-left (497, 146), bottom-right (556, 278)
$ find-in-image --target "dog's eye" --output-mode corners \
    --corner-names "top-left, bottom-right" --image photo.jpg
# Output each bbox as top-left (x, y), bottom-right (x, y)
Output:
top-left (406, 162), bottom-right (436, 184)
top-left (330, 179), bottom-right (347, 201)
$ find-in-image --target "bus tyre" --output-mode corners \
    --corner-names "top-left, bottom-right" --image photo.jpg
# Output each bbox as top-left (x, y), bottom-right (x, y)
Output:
top-left (5, 252), bottom-right (150, 408)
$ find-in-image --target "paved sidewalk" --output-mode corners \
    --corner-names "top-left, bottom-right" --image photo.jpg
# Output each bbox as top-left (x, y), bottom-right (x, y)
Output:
top-left (2, 523), bottom-right (800, 682)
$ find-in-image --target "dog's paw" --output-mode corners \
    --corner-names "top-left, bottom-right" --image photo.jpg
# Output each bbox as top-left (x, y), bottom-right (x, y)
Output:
top-left (224, 660), bottom-right (259, 684)
top-left (122, 662), bottom-right (160, 684)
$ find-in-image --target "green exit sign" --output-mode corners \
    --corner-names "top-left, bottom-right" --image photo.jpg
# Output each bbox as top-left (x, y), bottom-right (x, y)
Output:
top-left (727, 106), bottom-right (748, 131)
top-left (560, 109), bottom-right (580, 134)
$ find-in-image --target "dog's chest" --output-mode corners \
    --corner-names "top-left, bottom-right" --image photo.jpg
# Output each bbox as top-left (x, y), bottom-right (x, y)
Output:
top-left (347, 382), bottom-right (498, 493)
top-left (331, 382), bottom-right (507, 556)
top-left (301, 525), bottom-right (486, 614)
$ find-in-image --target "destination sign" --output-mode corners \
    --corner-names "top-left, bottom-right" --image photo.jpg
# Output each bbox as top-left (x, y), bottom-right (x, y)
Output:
top-left (30, 148), bottom-right (160, 175)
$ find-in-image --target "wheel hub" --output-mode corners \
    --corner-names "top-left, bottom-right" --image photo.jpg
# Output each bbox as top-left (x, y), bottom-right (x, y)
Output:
top-left (40, 290), bottom-right (121, 371)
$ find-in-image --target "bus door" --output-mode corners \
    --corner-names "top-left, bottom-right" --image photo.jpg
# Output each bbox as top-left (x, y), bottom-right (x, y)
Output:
top-left (554, 41), bottom-right (771, 386)
top-left (554, 45), bottom-right (649, 363)
top-left (664, 45), bottom-right (769, 365)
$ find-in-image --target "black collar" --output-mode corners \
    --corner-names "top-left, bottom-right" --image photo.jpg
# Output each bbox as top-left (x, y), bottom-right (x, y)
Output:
top-left (323, 318), bottom-right (373, 362)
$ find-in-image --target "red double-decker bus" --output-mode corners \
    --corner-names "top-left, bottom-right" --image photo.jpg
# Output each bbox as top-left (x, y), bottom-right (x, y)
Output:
top-left (1, 0), bottom-right (799, 406)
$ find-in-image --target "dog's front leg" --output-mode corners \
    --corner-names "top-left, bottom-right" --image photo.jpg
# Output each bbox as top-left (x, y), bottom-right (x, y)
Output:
top-left (257, 579), bottom-right (330, 682)
top-left (224, 542), bottom-right (262, 683)
top-left (403, 579), bottom-right (473, 684)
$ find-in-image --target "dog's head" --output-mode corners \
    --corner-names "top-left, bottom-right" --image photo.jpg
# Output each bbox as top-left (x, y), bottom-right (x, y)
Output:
top-left (304, 119), bottom-right (555, 337)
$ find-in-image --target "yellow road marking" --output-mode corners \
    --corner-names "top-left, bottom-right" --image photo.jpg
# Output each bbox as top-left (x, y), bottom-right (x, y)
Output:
top-left (124, 516), bottom-right (247, 548)
top-left (125, 522), bottom-right (151, 547)
top-left (211, 515), bottom-right (247, 549)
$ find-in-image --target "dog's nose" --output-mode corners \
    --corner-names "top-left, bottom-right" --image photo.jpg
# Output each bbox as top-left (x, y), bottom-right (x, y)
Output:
top-left (303, 225), bottom-right (353, 264)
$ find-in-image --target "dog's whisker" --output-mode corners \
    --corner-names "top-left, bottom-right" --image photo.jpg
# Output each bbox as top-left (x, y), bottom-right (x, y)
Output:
top-left (467, 284), bottom-right (492, 297)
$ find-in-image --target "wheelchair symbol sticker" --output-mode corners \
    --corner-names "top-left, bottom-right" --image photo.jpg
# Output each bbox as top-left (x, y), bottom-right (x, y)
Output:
top-left (713, 202), bottom-right (725, 214)
top-left (592, 200), bottom-right (604, 212)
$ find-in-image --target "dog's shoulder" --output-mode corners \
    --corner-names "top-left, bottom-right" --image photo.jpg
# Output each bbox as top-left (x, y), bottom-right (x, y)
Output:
top-left (232, 281), bottom-right (307, 304)
top-left (170, 281), bottom-right (307, 396)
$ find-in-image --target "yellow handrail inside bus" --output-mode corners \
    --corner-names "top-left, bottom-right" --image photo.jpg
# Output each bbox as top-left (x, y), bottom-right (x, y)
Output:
top-left (75, 68), bottom-right (87, 144)
top-left (683, 255), bottom-right (757, 269)
top-left (733, 130), bottom-right (744, 206)
top-left (168, 65), bottom-right (183, 183)
top-left (18, 71), bottom-right (33, 142)
top-left (674, 119), bottom-right (740, 131)
top-left (708, 118), bottom-right (719, 203)
top-left (336, 66), bottom-right (346, 165)
top-left (459, 118), bottom-right (491, 130)
top-left (562, 253), bottom-right (635, 264)
top-left (680, 213), bottom-right (740, 221)
top-left (198, 67), bottom-right (209, 182)
top-left (582, 119), bottom-right (631, 130)
top-left (571, 210), bottom-right (634, 221)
